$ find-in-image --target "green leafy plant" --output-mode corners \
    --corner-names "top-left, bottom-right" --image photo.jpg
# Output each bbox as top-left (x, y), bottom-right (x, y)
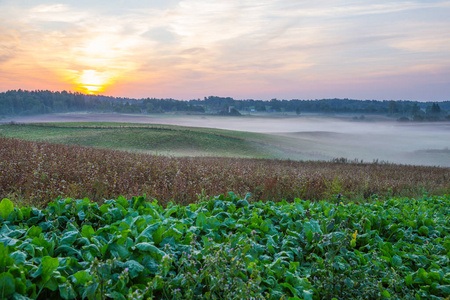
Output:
top-left (0, 194), bottom-right (449, 299)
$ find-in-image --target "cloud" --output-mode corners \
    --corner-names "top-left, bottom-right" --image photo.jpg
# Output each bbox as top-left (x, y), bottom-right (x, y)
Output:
top-left (142, 27), bottom-right (178, 44)
top-left (275, 1), bottom-right (450, 18)
top-left (0, 0), bottom-right (449, 99)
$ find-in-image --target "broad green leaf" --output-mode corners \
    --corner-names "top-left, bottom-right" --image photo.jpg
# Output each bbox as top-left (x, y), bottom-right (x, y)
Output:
top-left (55, 245), bottom-right (82, 259)
top-left (110, 291), bottom-right (127, 300)
top-left (83, 244), bottom-right (100, 257)
top-left (344, 278), bottom-right (354, 288)
top-left (77, 210), bottom-right (86, 221)
top-left (14, 277), bottom-right (26, 295)
top-left (60, 231), bottom-right (79, 246)
top-left (28, 226), bottom-right (42, 237)
top-left (152, 226), bottom-right (164, 245)
top-left (303, 290), bottom-right (313, 300)
top-left (132, 196), bottom-right (146, 209)
top-left (82, 282), bottom-right (99, 300)
top-left (134, 243), bottom-right (165, 260)
top-left (236, 199), bottom-right (249, 208)
top-left (10, 251), bottom-right (27, 265)
top-left (123, 260), bottom-right (144, 278)
top-left (71, 271), bottom-right (92, 285)
top-left (363, 219), bottom-right (372, 231)
top-left (0, 244), bottom-right (14, 271)
top-left (141, 256), bottom-right (159, 274)
top-left (428, 271), bottom-right (440, 281)
top-left (0, 272), bottom-right (15, 298)
top-left (0, 198), bottom-right (14, 220)
top-left (59, 282), bottom-right (77, 300)
top-left (392, 255), bottom-right (402, 267)
top-left (108, 242), bottom-right (130, 260)
top-left (405, 275), bottom-right (413, 285)
top-left (418, 268), bottom-right (428, 281)
top-left (137, 222), bottom-right (160, 242)
top-left (260, 220), bottom-right (269, 232)
top-left (418, 226), bottom-right (429, 236)
top-left (116, 195), bottom-right (128, 208)
top-left (304, 220), bottom-right (322, 236)
top-left (437, 285), bottom-right (450, 294)
top-left (164, 207), bottom-right (178, 218)
top-left (196, 212), bottom-right (206, 228)
top-left (280, 282), bottom-right (298, 297)
top-left (305, 231), bottom-right (313, 243)
top-left (33, 256), bottom-right (59, 283)
top-left (81, 225), bottom-right (95, 239)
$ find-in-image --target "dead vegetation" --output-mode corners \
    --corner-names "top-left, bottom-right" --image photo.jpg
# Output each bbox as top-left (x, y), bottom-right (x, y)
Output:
top-left (1, 137), bottom-right (448, 207)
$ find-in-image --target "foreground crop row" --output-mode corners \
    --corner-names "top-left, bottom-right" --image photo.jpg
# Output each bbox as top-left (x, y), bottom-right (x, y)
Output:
top-left (1, 194), bottom-right (449, 299)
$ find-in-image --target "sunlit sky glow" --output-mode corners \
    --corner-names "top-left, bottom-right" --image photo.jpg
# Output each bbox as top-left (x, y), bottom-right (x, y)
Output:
top-left (0, 0), bottom-right (449, 100)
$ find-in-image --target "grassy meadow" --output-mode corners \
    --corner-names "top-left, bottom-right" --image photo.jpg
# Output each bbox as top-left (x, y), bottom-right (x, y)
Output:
top-left (0, 122), bottom-right (291, 159)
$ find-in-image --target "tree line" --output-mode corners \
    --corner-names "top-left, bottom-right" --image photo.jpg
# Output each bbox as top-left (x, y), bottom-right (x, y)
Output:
top-left (0, 89), bottom-right (449, 121)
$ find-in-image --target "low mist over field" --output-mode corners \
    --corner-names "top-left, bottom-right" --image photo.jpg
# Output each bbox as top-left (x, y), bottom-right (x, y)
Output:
top-left (4, 113), bottom-right (449, 166)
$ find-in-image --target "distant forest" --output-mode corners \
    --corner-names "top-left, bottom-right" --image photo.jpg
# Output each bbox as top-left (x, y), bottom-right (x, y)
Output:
top-left (1, 89), bottom-right (449, 121)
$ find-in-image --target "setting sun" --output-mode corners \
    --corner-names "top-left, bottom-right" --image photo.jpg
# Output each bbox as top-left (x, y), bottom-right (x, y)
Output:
top-left (74, 70), bottom-right (112, 94)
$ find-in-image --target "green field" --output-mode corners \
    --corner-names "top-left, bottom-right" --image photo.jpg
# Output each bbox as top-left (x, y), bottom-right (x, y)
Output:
top-left (1, 194), bottom-right (449, 299)
top-left (0, 122), bottom-right (301, 159)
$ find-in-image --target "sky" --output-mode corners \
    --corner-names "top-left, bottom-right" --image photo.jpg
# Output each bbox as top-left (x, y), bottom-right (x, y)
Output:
top-left (0, 0), bottom-right (449, 101)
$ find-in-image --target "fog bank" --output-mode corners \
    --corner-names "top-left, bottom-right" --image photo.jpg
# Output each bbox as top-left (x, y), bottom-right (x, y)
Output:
top-left (3, 113), bottom-right (449, 167)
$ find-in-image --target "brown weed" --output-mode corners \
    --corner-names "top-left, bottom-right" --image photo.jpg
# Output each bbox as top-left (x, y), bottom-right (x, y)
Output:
top-left (1, 137), bottom-right (448, 207)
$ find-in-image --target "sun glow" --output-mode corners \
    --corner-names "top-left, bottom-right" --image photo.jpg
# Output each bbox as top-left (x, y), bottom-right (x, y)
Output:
top-left (74, 70), bottom-right (113, 94)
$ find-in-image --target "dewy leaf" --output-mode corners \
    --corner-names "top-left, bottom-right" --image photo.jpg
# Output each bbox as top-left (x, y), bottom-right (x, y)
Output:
top-left (303, 220), bottom-right (322, 236)
top-left (437, 285), bottom-right (450, 294)
top-left (59, 282), bottom-right (77, 300)
top-left (0, 198), bottom-right (14, 220)
top-left (59, 231), bottom-right (79, 246)
top-left (10, 251), bottom-right (27, 265)
top-left (134, 243), bottom-right (165, 260)
top-left (77, 209), bottom-right (86, 221)
top-left (0, 272), bottom-right (15, 298)
top-left (302, 290), bottom-right (313, 300)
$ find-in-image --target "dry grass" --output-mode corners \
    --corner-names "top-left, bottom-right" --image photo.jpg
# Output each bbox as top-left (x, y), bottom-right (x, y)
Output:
top-left (1, 137), bottom-right (448, 207)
